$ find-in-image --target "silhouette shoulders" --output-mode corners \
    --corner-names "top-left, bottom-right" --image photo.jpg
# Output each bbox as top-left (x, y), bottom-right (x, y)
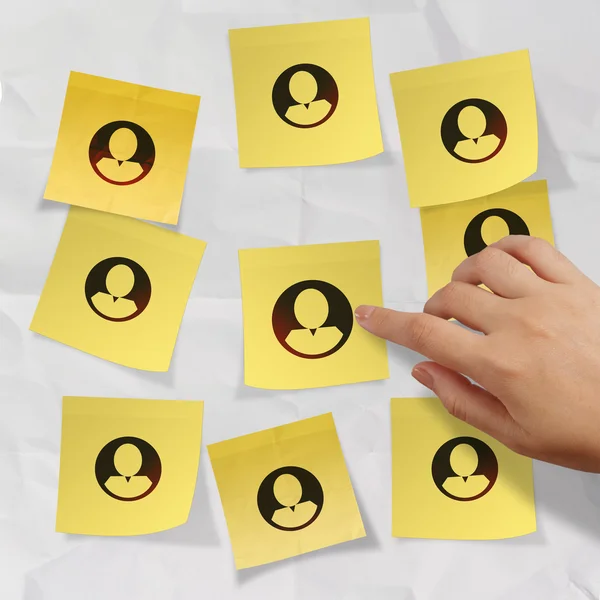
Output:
top-left (285, 326), bottom-right (343, 355)
top-left (285, 100), bottom-right (332, 126)
top-left (105, 475), bottom-right (152, 498)
top-left (272, 501), bottom-right (318, 528)
top-left (91, 292), bottom-right (138, 319)
top-left (442, 474), bottom-right (490, 498)
top-left (96, 158), bottom-right (144, 182)
top-left (454, 134), bottom-right (501, 161)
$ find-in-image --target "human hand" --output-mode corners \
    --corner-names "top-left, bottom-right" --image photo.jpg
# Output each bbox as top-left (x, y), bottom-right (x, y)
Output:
top-left (356, 235), bottom-right (600, 473)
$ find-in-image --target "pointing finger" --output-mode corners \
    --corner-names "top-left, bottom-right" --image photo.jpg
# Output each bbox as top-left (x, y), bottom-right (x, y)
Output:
top-left (355, 305), bottom-right (486, 379)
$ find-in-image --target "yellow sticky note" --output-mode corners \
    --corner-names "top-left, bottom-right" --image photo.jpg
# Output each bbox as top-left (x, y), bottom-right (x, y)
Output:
top-left (239, 241), bottom-right (389, 389)
top-left (208, 413), bottom-right (365, 569)
top-left (391, 50), bottom-right (537, 207)
top-left (229, 18), bottom-right (383, 167)
top-left (420, 180), bottom-right (554, 295)
top-left (30, 207), bottom-right (206, 371)
top-left (44, 72), bottom-right (200, 225)
top-left (56, 397), bottom-right (204, 536)
top-left (391, 398), bottom-right (536, 540)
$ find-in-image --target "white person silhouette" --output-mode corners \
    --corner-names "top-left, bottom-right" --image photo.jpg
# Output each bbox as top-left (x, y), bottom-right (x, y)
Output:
top-left (441, 443), bottom-right (491, 499)
top-left (270, 473), bottom-right (319, 528)
top-left (104, 443), bottom-right (153, 499)
top-left (284, 71), bottom-right (332, 127)
top-left (285, 288), bottom-right (343, 356)
top-left (90, 263), bottom-right (139, 320)
top-left (453, 105), bottom-right (501, 161)
top-left (95, 127), bottom-right (144, 183)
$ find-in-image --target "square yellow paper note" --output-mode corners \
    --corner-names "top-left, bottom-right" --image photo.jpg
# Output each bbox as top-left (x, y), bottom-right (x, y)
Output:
top-left (230, 18), bottom-right (383, 167)
top-left (392, 398), bottom-right (536, 540)
top-left (421, 180), bottom-right (554, 295)
top-left (239, 241), bottom-right (389, 389)
top-left (57, 397), bottom-right (204, 536)
top-left (30, 207), bottom-right (206, 371)
top-left (45, 72), bottom-right (200, 224)
top-left (391, 50), bottom-right (537, 207)
top-left (208, 413), bottom-right (365, 569)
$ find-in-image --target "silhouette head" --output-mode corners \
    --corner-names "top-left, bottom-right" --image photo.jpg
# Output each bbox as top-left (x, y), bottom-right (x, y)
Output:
top-left (105, 264), bottom-right (135, 299)
top-left (457, 105), bottom-right (488, 140)
top-left (273, 473), bottom-right (303, 507)
top-left (449, 443), bottom-right (479, 479)
top-left (289, 71), bottom-right (318, 106)
top-left (294, 288), bottom-right (329, 332)
top-left (480, 215), bottom-right (510, 247)
top-left (108, 127), bottom-right (138, 163)
top-left (113, 443), bottom-right (143, 478)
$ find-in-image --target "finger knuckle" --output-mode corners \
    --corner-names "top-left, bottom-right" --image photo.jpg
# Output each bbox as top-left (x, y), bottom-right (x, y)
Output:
top-left (502, 424), bottom-right (533, 457)
top-left (442, 392), bottom-right (467, 423)
top-left (514, 304), bottom-right (557, 340)
top-left (522, 317), bottom-right (556, 340)
top-left (531, 237), bottom-right (571, 271)
top-left (505, 255), bottom-right (522, 279)
top-left (438, 281), bottom-right (462, 308)
top-left (487, 354), bottom-right (525, 380)
top-left (473, 247), bottom-right (498, 272)
top-left (523, 235), bottom-right (550, 255)
top-left (407, 315), bottom-right (434, 349)
top-left (371, 308), bottom-right (391, 330)
top-left (506, 436), bottom-right (528, 457)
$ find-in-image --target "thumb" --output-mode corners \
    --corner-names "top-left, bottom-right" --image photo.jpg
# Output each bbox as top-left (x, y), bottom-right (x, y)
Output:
top-left (412, 361), bottom-right (521, 448)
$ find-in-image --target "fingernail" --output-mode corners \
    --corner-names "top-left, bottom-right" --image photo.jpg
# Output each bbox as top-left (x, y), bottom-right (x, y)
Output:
top-left (412, 367), bottom-right (434, 390)
top-left (355, 305), bottom-right (375, 322)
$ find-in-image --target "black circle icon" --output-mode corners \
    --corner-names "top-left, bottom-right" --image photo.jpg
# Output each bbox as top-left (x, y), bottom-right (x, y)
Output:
top-left (272, 64), bottom-right (339, 128)
top-left (441, 99), bottom-right (507, 163)
top-left (257, 466), bottom-right (324, 531)
top-left (431, 436), bottom-right (498, 502)
top-left (272, 280), bottom-right (353, 359)
top-left (95, 436), bottom-right (162, 502)
top-left (89, 120), bottom-right (155, 185)
top-left (464, 208), bottom-right (530, 257)
top-left (84, 257), bottom-right (152, 322)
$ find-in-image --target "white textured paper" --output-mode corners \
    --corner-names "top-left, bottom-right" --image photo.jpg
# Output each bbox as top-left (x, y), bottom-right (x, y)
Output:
top-left (2, 0), bottom-right (600, 598)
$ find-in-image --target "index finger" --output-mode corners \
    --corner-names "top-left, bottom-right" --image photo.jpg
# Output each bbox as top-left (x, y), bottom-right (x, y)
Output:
top-left (355, 305), bottom-right (486, 379)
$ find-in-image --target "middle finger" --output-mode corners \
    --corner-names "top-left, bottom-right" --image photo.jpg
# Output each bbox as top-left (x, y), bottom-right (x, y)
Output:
top-left (452, 246), bottom-right (544, 298)
top-left (425, 281), bottom-right (506, 333)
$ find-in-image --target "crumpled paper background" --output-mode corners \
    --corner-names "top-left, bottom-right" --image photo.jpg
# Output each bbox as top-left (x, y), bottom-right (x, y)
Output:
top-left (1, 0), bottom-right (600, 598)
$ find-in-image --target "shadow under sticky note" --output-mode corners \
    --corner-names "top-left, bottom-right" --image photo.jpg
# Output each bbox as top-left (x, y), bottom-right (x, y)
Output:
top-left (229, 18), bottom-right (383, 168)
top-left (391, 50), bottom-right (537, 208)
top-left (420, 180), bottom-right (554, 296)
top-left (208, 413), bottom-right (365, 569)
top-left (56, 397), bottom-right (204, 536)
top-left (239, 240), bottom-right (389, 389)
top-left (44, 72), bottom-right (200, 225)
top-left (30, 206), bottom-right (206, 371)
top-left (391, 398), bottom-right (536, 540)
